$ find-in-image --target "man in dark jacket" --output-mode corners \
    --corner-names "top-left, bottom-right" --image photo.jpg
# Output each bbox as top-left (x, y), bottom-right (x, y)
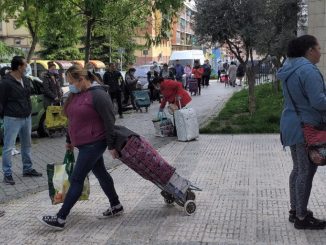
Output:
top-left (0, 56), bottom-right (42, 185)
top-left (42, 61), bottom-right (62, 108)
top-left (103, 63), bottom-right (124, 118)
top-left (202, 60), bottom-right (212, 87)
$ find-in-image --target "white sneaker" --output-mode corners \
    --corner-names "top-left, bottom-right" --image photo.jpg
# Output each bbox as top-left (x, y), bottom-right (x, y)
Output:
top-left (11, 149), bottom-right (20, 156)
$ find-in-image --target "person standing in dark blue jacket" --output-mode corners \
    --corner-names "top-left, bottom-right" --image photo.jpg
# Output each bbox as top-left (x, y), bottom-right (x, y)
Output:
top-left (174, 60), bottom-right (184, 83)
top-left (277, 35), bottom-right (326, 230)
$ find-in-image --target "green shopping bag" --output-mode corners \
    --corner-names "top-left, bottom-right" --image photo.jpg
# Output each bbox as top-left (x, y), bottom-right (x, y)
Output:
top-left (47, 151), bottom-right (90, 205)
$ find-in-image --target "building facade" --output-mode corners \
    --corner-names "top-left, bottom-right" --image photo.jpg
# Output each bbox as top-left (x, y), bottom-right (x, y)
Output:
top-left (171, 0), bottom-right (199, 51)
top-left (0, 19), bottom-right (32, 54)
top-left (308, 0), bottom-right (326, 76)
top-left (134, 0), bottom-right (200, 65)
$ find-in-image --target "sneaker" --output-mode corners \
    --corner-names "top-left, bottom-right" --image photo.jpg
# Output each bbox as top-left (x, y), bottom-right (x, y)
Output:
top-left (98, 204), bottom-right (124, 219)
top-left (38, 215), bottom-right (65, 231)
top-left (3, 175), bottom-right (15, 185)
top-left (23, 169), bottom-right (42, 177)
top-left (294, 215), bottom-right (326, 230)
top-left (0, 210), bottom-right (5, 217)
top-left (11, 149), bottom-right (20, 156)
top-left (289, 209), bottom-right (313, 223)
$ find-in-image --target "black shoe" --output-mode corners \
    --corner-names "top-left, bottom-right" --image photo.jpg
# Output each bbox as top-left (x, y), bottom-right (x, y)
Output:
top-left (119, 114), bottom-right (123, 119)
top-left (3, 175), bottom-right (15, 185)
top-left (289, 209), bottom-right (313, 223)
top-left (0, 210), bottom-right (4, 217)
top-left (38, 215), bottom-right (65, 231)
top-left (294, 215), bottom-right (326, 230)
top-left (98, 204), bottom-right (124, 219)
top-left (23, 169), bottom-right (42, 177)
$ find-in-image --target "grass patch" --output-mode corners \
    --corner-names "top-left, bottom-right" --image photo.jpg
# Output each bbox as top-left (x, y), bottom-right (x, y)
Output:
top-left (201, 83), bottom-right (283, 134)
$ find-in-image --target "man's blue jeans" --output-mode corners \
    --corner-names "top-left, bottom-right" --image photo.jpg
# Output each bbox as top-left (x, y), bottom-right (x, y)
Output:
top-left (57, 140), bottom-right (120, 219)
top-left (2, 116), bottom-right (33, 176)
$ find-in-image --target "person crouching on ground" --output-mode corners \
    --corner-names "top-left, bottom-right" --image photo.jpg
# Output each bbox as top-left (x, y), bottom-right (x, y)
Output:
top-left (158, 77), bottom-right (191, 113)
top-left (39, 65), bottom-right (123, 230)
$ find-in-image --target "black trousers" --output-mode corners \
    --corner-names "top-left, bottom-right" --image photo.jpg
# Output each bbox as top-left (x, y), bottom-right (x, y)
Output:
top-left (110, 91), bottom-right (123, 116)
top-left (202, 75), bottom-right (210, 86)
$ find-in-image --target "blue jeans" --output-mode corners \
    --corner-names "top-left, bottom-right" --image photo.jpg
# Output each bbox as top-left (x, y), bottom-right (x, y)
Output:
top-left (2, 116), bottom-right (33, 176)
top-left (57, 140), bottom-right (120, 219)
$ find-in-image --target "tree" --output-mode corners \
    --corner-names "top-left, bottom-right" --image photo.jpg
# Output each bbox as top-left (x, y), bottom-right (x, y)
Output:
top-left (194, 0), bottom-right (303, 113)
top-left (62, 0), bottom-right (184, 64)
top-left (0, 41), bottom-right (24, 62)
top-left (0, 0), bottom-right (48, 62)
top-left (38, 1), bottom-right (83, 60)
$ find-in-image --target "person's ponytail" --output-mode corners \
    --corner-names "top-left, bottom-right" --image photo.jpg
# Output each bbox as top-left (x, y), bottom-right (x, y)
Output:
top-left (87, 70), bottom-right (102, 84)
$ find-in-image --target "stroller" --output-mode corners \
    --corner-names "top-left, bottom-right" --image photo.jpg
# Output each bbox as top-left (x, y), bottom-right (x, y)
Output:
top-left (44, 105), bottom-right (67, 137)
top-left (119, 135), bottom-right (201, 215)
top-left (132, 90), bottom-right (151, 112)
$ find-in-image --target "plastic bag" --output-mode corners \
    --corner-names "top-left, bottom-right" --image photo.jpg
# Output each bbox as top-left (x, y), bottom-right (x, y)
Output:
top-left (47, 151), bottom-right (90, 204)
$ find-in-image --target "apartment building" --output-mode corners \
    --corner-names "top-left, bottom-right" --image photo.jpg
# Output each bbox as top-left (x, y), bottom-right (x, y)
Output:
top-left (134, 0), bottom-right (200, 65)
top-left (0, 19), bottom-right (31, 54)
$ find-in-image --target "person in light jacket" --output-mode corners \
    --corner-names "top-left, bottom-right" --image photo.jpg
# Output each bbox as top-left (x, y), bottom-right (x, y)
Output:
top-left (277, 35), bottom-right (326, 230)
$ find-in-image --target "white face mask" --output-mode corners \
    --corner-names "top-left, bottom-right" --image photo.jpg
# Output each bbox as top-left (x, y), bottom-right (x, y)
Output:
top-left (88, 69), bottom-right (93, 73)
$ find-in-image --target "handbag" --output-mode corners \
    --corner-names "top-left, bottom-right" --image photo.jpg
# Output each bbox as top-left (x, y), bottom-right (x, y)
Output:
top-left (152, 112), bottom-right (174, 137)
top-left (284, 68), bottom-right (326, 166)
top-left (47, 150), bottom-right (90, 204)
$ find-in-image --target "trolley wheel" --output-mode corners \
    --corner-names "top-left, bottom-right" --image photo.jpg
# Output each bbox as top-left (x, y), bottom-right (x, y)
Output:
top-left (48, 130), bottom-right (54, 138)
top-left (184, 200), bottom-right (196, 216)
top-left (186, 190), bottom-right (196, 201)
top-left (164, 198), bottom-right (175, 205)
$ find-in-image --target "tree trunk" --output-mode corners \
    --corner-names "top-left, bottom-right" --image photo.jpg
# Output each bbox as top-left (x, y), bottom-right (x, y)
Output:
top-left (84, 19), bottom-right (94, 64)
top-left (26, 35), bottom-right (37, 63)
top-left (247, 67), bottom-right (256, 114)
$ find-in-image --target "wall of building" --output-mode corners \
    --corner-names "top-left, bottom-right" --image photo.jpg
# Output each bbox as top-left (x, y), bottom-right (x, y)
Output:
top-left (0, 19), bottom-right (32, 54)
top-left (308, 0), bottom-right (326, 76)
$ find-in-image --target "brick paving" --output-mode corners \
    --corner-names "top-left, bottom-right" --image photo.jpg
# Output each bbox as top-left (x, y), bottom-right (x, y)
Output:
top-left (1, 82), bottom-right (326, 244)
top-left (1, 134), bottom-right (326, 244)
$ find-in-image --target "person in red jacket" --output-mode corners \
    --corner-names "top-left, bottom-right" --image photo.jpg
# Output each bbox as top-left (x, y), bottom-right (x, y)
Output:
top-left (192, 60), bottom-right (204, 95)
top-left (159, 78), bottom-right (191, 112)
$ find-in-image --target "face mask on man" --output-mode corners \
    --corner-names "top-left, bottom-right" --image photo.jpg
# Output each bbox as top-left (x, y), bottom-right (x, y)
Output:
top-left (68, 84), bottom-right (81, 94)
top-left (88, 69), bottom-right (93, 73)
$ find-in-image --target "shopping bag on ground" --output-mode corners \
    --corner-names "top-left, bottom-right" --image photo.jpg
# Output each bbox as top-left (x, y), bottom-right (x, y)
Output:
top-left (47, 150), bottom-right (90, 205)
top-left (152, 112), bottom-right (174, 137)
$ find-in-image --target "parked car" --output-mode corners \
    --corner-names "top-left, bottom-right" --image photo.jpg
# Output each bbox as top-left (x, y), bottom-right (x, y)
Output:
top-left (0, 75), bottom-right (48, 144)
top-left (134, 64), bottom-right (161, 89)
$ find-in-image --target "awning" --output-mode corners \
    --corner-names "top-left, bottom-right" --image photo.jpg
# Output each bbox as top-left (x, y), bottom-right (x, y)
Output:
top-left (55, 61), bottom-right (73, 70)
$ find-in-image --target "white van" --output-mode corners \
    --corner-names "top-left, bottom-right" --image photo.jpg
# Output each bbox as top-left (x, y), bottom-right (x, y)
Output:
top-left (168, 50), bottom-right (205, 67)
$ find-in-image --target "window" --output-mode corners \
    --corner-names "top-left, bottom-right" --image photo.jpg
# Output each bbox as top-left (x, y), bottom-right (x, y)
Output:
top-left (13, 21), bottom-right (19, 29)
top-left (176, 32), bottom-right (181, 44)
top-left (14, 38), bottom-right (21, 45)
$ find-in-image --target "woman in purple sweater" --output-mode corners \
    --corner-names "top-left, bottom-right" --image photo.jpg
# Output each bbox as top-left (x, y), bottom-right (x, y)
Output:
top-left (39, 65), bottom-right (126, 230)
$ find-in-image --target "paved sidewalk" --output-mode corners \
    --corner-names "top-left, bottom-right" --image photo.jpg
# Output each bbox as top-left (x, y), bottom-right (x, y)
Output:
top-left (0, 81), bottom-right (237, 203)
top-left (2, 134), bottom-right (326, 244)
